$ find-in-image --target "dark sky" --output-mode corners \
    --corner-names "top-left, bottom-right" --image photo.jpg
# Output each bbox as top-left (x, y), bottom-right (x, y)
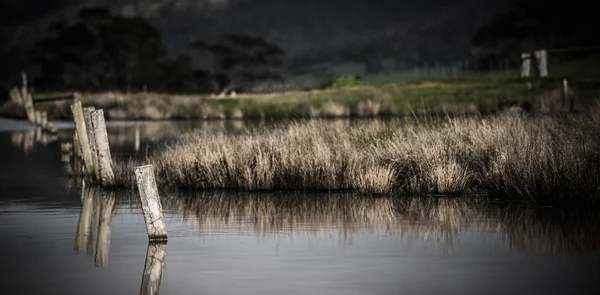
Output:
top-left (1, 0), bottom-right (513, 57)
top-left (0, 0), bottom-right (520, 88)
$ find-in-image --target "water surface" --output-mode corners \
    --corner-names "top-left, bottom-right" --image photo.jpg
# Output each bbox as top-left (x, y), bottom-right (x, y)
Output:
top-left (1, 121), bottom-right (600, 295)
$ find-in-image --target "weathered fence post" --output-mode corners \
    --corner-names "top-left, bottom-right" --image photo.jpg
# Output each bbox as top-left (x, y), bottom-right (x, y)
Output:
top-left (73, 133), bottom-right (80, 159)
top-left (40, 112), bottom-right (48, 129)
top-left (534, 49), bottom-right (548, 78)
top-left (24, 94), bottom-right (35, 123)
top-left (73, 91), bottom-right (82, 102)
top-left (140, 242), bottom-right (167, 295)
top-left (72, 133), bottom-right (84, 176)
top-left (134, 165), bottom-right (168, 241)
top-left (35, 111), bottom-right (42, 126)
top-left (91, 109), bottom-right (115, 186)
top-left (21, 72), bottom-right (27, 101)
top-left (83, 107), bottom-right (99, 180)
top-left (19, 72), bottom-right (37, 123)
top-left (61, 142), bottom-right (73, 164)
top-left (520, 53), bottom-right (531, 78)
top-left (135, 124), bottom-right (140, 152)
top-left (71, 101), bottom-right (95, 176)
top-left (560, 79), bottom-right (574, 112)
top-left (9, 87), bottom-right (22, 105)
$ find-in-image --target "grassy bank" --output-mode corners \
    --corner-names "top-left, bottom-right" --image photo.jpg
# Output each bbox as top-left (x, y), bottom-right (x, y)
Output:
top-left (107, 108), bottom-right (600, 202)
top-left (1, 77), bottom-right (576, 121)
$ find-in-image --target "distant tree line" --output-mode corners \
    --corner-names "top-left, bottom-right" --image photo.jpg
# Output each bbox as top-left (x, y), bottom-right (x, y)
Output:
top-left (26, 6), bottom-right (285, 94)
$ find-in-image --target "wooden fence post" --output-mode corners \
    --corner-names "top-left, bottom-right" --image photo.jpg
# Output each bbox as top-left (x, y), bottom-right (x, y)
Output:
top-left (83, 107), bottom-right (99, 180)
top-left (72, 133), bottom-right (84, 176)
top-left (91, 109), bottom-right (115, 186)
top-left (20, 72), bottom-right (37, 123)
top-left (24, 94), bottom-right (35, 123)
top-left (40, 112), bottom-right (48, 128)
top-left (135, 124), bottom-right (140, 152)
top-left (70, 101), bottom-right (95, 177)
top-left (534, 49), bottom-right (548, 78)
top-left (520, 53), bottom-right (531, 78)
top-left (9, 87), bottom-right (23, 105)
top-left (134, 165), bottom-right (168, 241)
top-left (35, 111), bottom-right (42, 125)
top-left (73, 133), bottom-right (80, 159)
top-left (61, 142), bottom-right (73, 164)
top-left (21, 72), bottom-right (27, 101)
top-left (560, 79), bottom-right (574, 112)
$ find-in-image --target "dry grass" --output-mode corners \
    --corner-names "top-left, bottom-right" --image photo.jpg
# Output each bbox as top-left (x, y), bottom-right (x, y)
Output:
top-left (107, 110), bottom-right (600, 201)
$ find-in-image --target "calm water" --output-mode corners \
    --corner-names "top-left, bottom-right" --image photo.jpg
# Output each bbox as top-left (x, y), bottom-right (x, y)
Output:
top-left (1, 119), bottom-right (600, 295)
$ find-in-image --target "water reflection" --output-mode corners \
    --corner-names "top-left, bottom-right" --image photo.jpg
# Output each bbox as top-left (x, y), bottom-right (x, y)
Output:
top-left (54, 186), bottom-right (600, 294)
top-left (395, 198), bottom-right (600, 256)
top-left (140, 242), bottom-right (167, 295)
top-left (10, 127), bottom-right (59, 154)
top-left (166, 192), bottom-right (397, 245)
top-left (75, 186), bottom-right (117, 267)
top-left (157, 191), bottom-right (600, 255)
top-left (74, 186), bottom-right (168, 294)
top-left (161, 192), bottom-right (594, 255)
top-left (73, 187), bottom-right (600, 259)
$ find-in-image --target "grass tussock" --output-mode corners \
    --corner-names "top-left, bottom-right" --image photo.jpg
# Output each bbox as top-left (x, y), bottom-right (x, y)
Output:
top-left (109, 110), bottom-right (600, 201)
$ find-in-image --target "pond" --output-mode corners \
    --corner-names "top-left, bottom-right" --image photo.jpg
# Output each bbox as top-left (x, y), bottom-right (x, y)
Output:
top-left (1, 119), bottom-right (600, 295)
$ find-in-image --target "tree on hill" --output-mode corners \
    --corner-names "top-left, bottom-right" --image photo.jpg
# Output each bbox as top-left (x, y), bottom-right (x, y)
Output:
top-left (30, 6), bottom-right (167, 92)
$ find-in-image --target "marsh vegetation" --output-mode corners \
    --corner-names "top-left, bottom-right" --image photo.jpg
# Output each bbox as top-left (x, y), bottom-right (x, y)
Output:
top-left (98, 107), bottom-right (600, 202)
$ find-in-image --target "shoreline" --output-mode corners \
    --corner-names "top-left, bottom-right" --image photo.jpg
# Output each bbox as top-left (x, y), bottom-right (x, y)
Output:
top-left (1, 77), bottom-right (565, 122)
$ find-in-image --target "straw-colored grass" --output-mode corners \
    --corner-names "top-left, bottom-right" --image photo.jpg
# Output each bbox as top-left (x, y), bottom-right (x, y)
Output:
top-left (107, 109), bottom-right (600, 201)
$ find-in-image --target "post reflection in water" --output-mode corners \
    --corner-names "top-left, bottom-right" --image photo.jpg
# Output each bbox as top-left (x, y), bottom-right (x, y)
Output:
top-left (74, 187), bottom-right (117, 267)
top-left (10, 128), bottom-right (59, 154)
top-left (69, 187), bottom-right (600, 294)
top-left (140, 242), bottom-right (167, 295)
top-left (74, 186), bottom-right (168, 294)
top-left (75, 185), bottom-right (93, 252)
top-left (74, 187), bottom-right (600, 258)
